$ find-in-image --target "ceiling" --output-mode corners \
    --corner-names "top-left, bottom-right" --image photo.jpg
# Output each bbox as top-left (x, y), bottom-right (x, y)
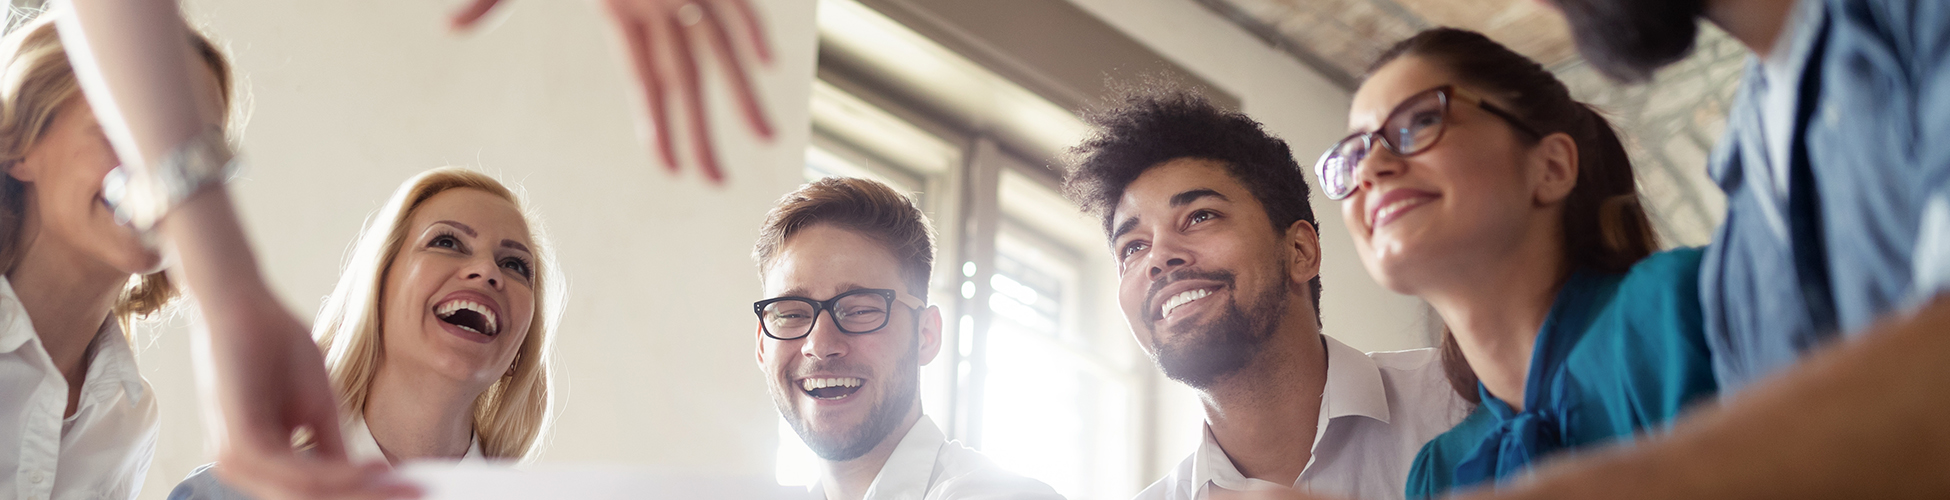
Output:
top-left (1197, 0), bottom-right (1581, 89)
top-left (1194, 0), bottom-right (1746, 246)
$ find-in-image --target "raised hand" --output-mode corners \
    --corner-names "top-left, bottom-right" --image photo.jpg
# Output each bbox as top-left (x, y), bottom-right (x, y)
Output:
top-left (452, 0), bottom-right (776, 183)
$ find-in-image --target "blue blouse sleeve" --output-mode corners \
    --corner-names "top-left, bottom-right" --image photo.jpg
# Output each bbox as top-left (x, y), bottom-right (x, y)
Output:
top-left (169, 463), bottom-right (259, 500)
top-left (1565, 248), bottom-right (1720, 442)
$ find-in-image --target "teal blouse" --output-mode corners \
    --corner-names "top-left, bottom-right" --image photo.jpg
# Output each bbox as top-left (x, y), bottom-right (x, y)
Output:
top-left (1406, 248), bottom-right (1719, 498)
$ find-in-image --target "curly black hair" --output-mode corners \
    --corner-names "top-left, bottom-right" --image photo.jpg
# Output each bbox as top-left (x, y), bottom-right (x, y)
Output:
top-left (1061, 86), bottom-right (1322, 327)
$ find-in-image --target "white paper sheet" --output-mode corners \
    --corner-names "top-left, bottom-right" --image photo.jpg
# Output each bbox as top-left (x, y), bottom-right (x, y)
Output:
top-left (398, 462), bottom-right (815, 500)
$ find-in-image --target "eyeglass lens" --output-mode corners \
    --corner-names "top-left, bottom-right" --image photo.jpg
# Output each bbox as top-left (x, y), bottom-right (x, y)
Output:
top-left (1318, 89), bottom-right (1449, 199)
top-left (758, 291), bottom-right (894, 339)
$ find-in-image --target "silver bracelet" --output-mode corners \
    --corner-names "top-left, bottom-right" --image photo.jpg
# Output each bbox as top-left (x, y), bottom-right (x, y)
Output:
top-left (102, 128), bottom-right (239, 235)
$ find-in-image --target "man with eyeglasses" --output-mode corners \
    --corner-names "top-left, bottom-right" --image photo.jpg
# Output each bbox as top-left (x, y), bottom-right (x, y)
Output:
top-left (750, 177), bottom-right (1063, 500)
top-left (1062, 89), bottom-right (1466, 500)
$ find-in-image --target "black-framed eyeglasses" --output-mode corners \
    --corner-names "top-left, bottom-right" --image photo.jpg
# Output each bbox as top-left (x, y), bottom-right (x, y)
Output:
top-left (1314, 85), bottom-right (1544, 200)
top-left (753, 288), bottom-right (926, 341)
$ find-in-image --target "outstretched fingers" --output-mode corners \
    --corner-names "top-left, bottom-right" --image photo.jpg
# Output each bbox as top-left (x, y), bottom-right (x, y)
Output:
top-left (722, 0), bottom-right (772, 64)
top-left (606, 0), bottom-right (680, 171)
top-left (667, 13), bottom-right (724, 183)
top-left (700, 1), bottom-right (772, 140)
top-left (449, 0), bottom-right (504, 31)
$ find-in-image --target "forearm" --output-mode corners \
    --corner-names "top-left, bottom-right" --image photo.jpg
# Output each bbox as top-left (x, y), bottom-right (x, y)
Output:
top-left (55, 0), bottom-right (213, 169)
top-left (159, 187), bottom-right (278, 334)
top-left (57, 0), bottom-right (280, 333)
top-left (1470, 297), bottom-right (1950, 500)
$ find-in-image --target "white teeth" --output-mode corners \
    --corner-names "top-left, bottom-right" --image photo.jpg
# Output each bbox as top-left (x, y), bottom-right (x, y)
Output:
top-left (435, 299), bottom-right (498, 334)
top-left (800, 377), bottom-right (864, 392)
top-left (1374, 197), bottom-right (1428, 224)
top-left (1160, 288), bottom-right (1212, 319)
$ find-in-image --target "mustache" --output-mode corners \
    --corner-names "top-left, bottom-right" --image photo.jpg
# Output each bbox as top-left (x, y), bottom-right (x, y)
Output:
top-left (786, 357), bottom-right (870, 381)
top-left (1144, 268), bottom-right (1235, 322)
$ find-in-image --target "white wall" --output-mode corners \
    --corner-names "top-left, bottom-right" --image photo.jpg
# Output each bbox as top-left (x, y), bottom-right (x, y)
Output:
top-left (1063, 0), bottom-right (1437, 479)
top-left (132, 1), bottom-right (817, 498)
top-left (121, 0), bottom-right (1423, 497)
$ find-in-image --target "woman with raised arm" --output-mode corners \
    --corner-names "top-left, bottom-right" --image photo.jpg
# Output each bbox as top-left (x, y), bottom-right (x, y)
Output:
top-left (54, 0), bottom-right (772, 498)
top-left (0, 12), bottom-right (233, 500)
top-left (170, 168), bottom-right (561, 500)
top-left (1316, 28), bottom-right (1719, 498)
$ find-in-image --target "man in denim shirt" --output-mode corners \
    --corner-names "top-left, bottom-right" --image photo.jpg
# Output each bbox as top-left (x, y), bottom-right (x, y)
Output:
top-left (1235, 1), bottom-right (1950, 499)
top-left (1467, 0), bottom-right (1950, 496)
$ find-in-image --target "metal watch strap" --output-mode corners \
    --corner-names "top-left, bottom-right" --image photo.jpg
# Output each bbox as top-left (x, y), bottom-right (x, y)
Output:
top-left (103, 128), bottom-right (238, 233)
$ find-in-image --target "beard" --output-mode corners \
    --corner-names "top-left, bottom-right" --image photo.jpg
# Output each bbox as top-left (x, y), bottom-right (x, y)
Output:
top-left (1148, 266), bottom-right (1288, 390)
top-left (1555, 0), bottom-right (1707, 83)
top-left (770, 338), bottom-right (920, 462)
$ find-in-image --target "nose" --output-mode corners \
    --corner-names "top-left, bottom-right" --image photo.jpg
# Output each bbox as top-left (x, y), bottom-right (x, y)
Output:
top-left (464, 257), bottom-right (503, 290)
top-left (1354, 145), bottom-right (1406, 195)
top-left (801, 310), bottom-right (849, 360)
top-left (1144, 235), bottom-right (1192, 281)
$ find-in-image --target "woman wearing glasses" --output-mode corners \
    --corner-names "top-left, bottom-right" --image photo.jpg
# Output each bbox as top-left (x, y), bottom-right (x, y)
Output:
top-left (172, 167), bottom-right (560, 498)
top-left (1318, 28), bottom-right (1718, 498)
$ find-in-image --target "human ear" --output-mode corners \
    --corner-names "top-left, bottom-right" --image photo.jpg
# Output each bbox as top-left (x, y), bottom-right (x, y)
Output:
top-left (916, 305), bottom-right (944, 366)
top-left (1285, 219), bottom-right (1323, 288)
top-left (8, 154), bottom-right (39, 183)
top-left (1532, 132), bottom-right (1579, 206)
top-left (754, 325), bottom-right (769, 367)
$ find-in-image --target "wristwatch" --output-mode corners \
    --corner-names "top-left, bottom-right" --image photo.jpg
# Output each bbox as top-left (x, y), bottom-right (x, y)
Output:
top-left (102, 128), bottom-right (239, 238)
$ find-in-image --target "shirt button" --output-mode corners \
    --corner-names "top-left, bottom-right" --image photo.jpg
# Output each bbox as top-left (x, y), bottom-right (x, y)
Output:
top-left (29, 472), bottom-right (44, 483)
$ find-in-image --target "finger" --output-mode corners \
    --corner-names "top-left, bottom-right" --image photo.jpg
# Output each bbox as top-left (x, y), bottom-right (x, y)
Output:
top-left (607, 0), bottom-right (679, 171)
top-left (302, 404), bottom-right (352, 461)
top-left (669, 16), bottom-right (725, 183)
top-left (449, 0), bottom-right (504, 31)
top-left (721, 0), bottom-right (771, 64)
top-left (699, 2), bottom-right (773, 140)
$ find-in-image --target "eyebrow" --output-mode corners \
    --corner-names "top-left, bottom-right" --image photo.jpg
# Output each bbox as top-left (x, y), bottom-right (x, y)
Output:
top-left (1109, 188), bottom-right (1229, 243)
top-left (1170, 189), bottom-right (1227, 207)
top-left (501, 240), bottom-right (531, 254)
top-left (432, 220), bottom-right (476, 237)
top-left (1110, 216), bottom-right (1141, 243)
top-left (776, 282), bottom-right (873, 300)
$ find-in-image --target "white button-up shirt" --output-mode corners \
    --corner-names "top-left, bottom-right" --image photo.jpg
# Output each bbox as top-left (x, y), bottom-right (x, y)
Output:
top-left (1134, 335), bottom-right (1469, 500)
top-left (0, 278), bottom-right (160, 500)
top-left (839, 415), bottom-right (1062, 500)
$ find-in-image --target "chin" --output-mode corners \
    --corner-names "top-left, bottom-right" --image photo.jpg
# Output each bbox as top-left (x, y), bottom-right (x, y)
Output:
top-left (89, 225), bottom-right (166, 274)
top-left (1358, 248), bottom-right (1420, 296)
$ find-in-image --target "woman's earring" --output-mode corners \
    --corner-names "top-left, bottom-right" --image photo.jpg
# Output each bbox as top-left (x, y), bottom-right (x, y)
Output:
top-left (505, 353), bottom-right (521, 378)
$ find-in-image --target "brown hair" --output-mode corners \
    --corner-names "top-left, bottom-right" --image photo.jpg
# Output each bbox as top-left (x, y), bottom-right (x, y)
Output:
top-left (1367, 28), bottom-right (1659, 403)
top-left (752, 177), bottom-right (935, 300)
top-left (314, 167), bottom-right (559, 460)
top-left (0, 11), bottom-right (235, 330)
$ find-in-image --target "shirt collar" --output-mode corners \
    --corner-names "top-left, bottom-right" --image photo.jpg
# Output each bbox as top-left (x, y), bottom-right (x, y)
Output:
top-left (862, 415), bottom-right (947, 499)
top-left (0, 277), bottom-right (36, 354)
top-left (1318, 334), bottom-right (1391, 425)
top-left (83, 318), bottom-right (149, 404)
top-left (0, 276), bottom-right (148, 402)
top-left (1189, 334), bottom-right (1393, 491)
top-left (342, 415), bottom-right (487, 463)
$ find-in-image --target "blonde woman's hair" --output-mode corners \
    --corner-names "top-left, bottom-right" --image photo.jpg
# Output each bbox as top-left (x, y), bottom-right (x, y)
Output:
top-left (314, 167), bottom-right (560, 460)
top-left (0, 10), bottom-right (235, 330)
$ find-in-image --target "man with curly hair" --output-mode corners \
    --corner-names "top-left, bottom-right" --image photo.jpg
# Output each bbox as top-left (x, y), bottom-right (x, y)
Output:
top-left (1062, 88), bottom-right (1465, 500)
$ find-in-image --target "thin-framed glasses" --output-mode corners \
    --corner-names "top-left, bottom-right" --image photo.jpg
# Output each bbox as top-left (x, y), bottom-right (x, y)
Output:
top-left (753, 288), bottom-right (925, 341)
top-left (1314, 85), bottom-right (1544, 200)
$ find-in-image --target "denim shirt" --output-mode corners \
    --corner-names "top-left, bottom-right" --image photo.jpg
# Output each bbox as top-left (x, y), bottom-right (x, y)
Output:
top-left (1701, 0), bottom-right (1950, 392)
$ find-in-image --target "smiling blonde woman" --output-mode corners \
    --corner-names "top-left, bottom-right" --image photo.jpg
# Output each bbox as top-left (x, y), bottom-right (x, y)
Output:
top-left (172, 168), bottom-right (562, 499)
